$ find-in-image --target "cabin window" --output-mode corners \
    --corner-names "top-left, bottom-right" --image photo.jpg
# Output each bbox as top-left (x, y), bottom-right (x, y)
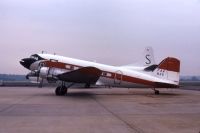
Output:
top-left (106, 73), bottom-right (112, 77)
top-left (102, 72), bottom-right (107, 76)
top-left (102, 72), bottom-right (112, 77)
top-left (71, 66), bottom-right (74, 70)
top-left (74, 66), bottom-right (79, 70)
top-left (65, 65), bottom-right (71, 69)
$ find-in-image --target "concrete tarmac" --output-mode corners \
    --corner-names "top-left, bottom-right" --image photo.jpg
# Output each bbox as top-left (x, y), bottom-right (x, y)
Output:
top-left (0, 87), bottom-right (199, 133)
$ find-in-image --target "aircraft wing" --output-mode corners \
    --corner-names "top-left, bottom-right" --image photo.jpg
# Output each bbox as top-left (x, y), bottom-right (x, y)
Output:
top-left (57, 67), bottom-right (102, 84)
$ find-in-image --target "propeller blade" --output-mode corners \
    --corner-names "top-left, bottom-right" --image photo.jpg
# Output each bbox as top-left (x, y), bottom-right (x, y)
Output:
top-left (37, 76), bottom-right (39, 83)
top-left (39, 78), bottom-right (44, 88)
top-left (36, 68), bottom-right (41, 83)
top-left (26, 74), bottom-right (29, 80)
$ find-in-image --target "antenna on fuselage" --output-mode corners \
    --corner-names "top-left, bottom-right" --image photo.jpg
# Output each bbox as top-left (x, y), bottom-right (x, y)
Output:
top-left (41, 51), bottom-right (47, 54)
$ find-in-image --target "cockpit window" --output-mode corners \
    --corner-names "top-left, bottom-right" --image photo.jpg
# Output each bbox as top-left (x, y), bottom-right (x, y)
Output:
top-left (30, 54), bottom-right (44, 61)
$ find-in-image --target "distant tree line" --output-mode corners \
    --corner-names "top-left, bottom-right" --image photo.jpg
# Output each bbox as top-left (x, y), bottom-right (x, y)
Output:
top-left (0, 74), bottom-right (27, 81)
top-left (180, 76), bottom-right (200, 81)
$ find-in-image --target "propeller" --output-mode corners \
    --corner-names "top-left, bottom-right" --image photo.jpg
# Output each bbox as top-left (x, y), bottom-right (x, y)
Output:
top-left (36, 62), bottom-right (44, 88)
top-left (25, 61), bottom-right (46, 88)
top-left (38, 78), bottom-right (44, 88)
top-left (35, 70), bottom-right (40, 83)
top-left (26, 73), bottom-right (30, 80)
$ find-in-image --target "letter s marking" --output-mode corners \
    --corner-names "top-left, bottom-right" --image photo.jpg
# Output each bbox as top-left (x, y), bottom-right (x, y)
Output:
top-left (145, 54), bottom-right (151, 65)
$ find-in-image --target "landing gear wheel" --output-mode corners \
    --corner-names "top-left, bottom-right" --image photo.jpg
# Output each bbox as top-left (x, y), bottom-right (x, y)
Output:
top-left (155, 90), bottom-right (160, 95)
top-left (55, 86), bottom-right (68, 96)
top-left (55, 86), bottom-right (61, 96)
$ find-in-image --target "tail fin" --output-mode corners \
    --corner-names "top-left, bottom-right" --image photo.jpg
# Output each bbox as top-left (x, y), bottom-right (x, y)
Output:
top-left (154, 57), bottom-right (180, 85)
top-left (132, 46), bottom-right (155, 67)
top-left (143, 47), bottom-right (155, 66)
top-left (122, 46), bottom-right (156, 69)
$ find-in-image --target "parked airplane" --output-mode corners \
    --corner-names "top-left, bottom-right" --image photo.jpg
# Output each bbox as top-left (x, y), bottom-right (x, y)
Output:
top-left (20, 47), bottom-right (180, 96)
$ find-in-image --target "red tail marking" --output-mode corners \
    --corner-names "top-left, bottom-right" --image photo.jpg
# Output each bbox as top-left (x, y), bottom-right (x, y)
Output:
top-left (158, 57), bottom-right (180, 72)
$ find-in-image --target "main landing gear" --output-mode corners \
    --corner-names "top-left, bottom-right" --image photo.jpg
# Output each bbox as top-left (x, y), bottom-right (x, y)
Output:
top-left (55, 82), bottom-right (68, 96)
top-left (55, 85), bottom-right (68, 96)
top-left (55, 82), bottom-right (74, 96)
top-left (153, 88), bottom-right (160, 95)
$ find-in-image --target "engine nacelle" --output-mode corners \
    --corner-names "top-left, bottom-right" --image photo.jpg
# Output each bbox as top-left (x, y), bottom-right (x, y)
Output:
top-left (39, 67), bottom-right (68, 79)
top-left (39, 67), bottom-right (49, 78)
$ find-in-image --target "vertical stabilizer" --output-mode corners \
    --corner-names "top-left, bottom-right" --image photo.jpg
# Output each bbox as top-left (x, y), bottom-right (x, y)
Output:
top-left (121, 47), bottom-right (156, 69)
top-left (143, 47), bottom-right (155, 66)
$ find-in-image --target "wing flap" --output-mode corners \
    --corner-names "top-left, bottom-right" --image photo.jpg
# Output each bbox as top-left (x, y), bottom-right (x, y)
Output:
top-left (57, 67), bottom-right (102, 84)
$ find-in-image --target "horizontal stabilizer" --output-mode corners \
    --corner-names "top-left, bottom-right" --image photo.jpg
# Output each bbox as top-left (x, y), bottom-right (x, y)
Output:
top-left (57, 67), bottom-right (102, 84)
top-left (144, 64), bottom-right (158, 72)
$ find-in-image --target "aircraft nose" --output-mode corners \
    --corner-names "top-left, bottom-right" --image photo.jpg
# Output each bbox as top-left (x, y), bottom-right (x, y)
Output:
top-left (20, 58), bottom-right (36, 70)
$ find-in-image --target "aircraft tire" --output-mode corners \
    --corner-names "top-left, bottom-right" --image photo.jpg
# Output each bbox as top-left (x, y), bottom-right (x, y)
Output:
top-left (55, 86), bottom-right (61, 96)
top-left (155, 90), bottom-right (160, 95)
top-left (55, 86), bottom-right (67, 96)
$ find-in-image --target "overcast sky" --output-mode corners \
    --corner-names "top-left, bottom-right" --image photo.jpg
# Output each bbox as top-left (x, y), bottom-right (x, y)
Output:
top-left (0, 0), bottom-right (200, 75)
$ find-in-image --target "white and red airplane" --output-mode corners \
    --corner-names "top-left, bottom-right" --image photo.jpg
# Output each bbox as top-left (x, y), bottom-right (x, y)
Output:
top-left (20, 47), bottom-right (180, 96)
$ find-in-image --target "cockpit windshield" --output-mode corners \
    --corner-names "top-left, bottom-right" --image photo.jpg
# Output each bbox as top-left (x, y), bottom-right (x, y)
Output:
top-left (30, 54), bottom-right (44, 61)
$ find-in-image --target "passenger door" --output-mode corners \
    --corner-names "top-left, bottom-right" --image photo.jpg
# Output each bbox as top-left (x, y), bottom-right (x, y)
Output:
top-left (114, 70), bottom-right (123, 85)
